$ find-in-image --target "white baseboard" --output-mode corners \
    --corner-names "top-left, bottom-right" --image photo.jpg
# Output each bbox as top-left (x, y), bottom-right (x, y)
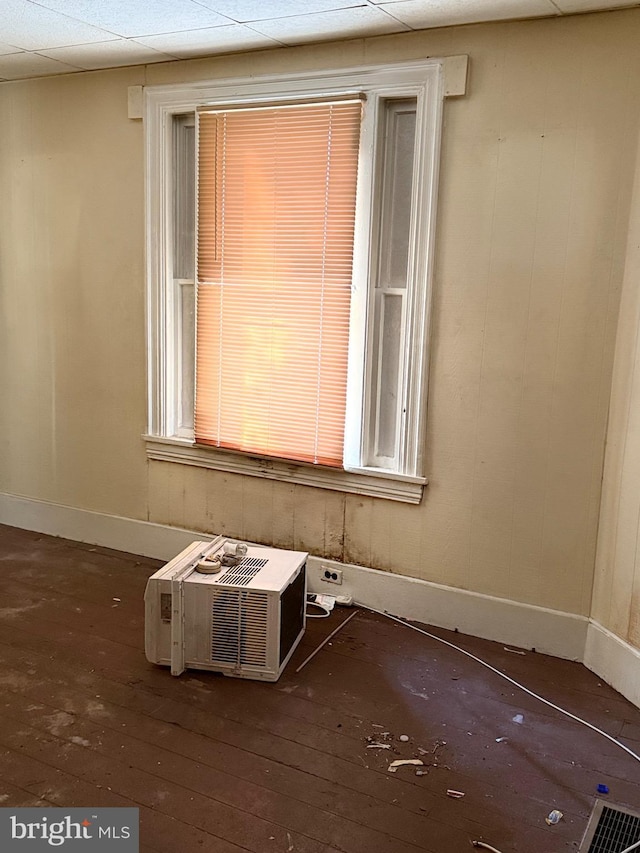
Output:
top-left (584, 620), bottom-right (640, 709)
top-left (3, 491), bottom-right (638, 699)
top-left (0, 491), bottom-right (212, 562)
top-left (307, 556), bottom-right (588, 661)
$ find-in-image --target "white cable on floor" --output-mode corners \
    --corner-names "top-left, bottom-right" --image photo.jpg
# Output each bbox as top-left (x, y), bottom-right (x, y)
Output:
top-left (472, 843), bottom-right (504, 853)
top-left (295, 610), bottom-right (359, 673)
top-left (619, 839), bottom-right (640, 853)
top-left (305, 602), bottom-right (332, 618)
top-left (360, 605), bottom-right (640, 766)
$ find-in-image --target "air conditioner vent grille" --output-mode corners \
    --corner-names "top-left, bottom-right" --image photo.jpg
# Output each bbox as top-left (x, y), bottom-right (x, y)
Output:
top-left (210, 589), bottom-right (269, 667)
top-left (215, 557), bottom-right (269, 586)
top-left (580, 800), bottom-right (640, 853)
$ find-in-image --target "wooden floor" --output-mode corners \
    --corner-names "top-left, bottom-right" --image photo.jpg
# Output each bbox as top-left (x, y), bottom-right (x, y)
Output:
top-left (0, 524), bottom-right (639, 852)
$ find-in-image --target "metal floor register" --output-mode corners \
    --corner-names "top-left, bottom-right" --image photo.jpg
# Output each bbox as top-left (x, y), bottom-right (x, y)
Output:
top-left (579, 800), bottom-right (640, 853)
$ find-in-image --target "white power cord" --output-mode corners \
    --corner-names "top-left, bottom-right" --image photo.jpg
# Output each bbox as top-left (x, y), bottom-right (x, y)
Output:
top-left (295, 610), bottom-right (359, 673)
top-left (619, 840), bottom-right (640, 853)
top-left (360, 605), bottom-right (640, 766)
top-left (306, 593), bottom-right (338, 618)
top-left (306, 602), bottom-right (332, 618)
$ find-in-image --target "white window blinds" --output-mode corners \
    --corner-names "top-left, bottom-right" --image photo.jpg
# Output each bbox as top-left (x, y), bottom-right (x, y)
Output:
top-left (195, 100), bottom-right (362, 467)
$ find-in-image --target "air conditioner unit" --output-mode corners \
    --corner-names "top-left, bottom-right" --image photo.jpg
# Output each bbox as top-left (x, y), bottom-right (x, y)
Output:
top-left (144, 537), bottom-right (307, 681)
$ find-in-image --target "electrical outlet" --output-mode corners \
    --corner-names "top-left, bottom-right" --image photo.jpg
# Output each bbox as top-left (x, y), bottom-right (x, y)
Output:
top-left (321, 566), bottom-right (343, 585)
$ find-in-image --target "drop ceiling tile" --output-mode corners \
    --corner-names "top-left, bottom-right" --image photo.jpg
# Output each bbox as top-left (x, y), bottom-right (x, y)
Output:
top-left (136, 24), bottom-right (283, 57)
top-left (0, 42), bottom-right (23, 55)
top-left (39, 39), bottom-right (175, 69)
top-left (377, 0), bottom-right (558, 28)
top-left (32, 0), bottom-right (235, 38)
top-left (0, 0), bottom-right (117, 50)
top-left (0, 51), bottom-right (81, 79)
top-left (248, 6), bottom-right (409, 43)
top-left (196, 0), bottom-right (364, 23)
top-left (551, 0), bottom-right (640, 10)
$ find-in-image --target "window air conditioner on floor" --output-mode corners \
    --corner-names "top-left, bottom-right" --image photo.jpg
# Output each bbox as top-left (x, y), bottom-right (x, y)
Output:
top-left (144, 537), bottom-right (307, 681)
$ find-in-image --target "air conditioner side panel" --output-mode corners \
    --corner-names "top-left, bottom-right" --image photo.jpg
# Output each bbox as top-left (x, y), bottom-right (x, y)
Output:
top-left (279, 565), bottom-right (306, 665)
top-left (144, 578), bottom-right (173, 664)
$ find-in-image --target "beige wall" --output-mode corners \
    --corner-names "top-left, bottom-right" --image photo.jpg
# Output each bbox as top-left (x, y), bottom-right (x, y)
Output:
top-left (592, 118), bottom-right (640, 650)
top-left (2, 10), bottom-right (640, 617)
top-left (0, 68), bottom-right (148, 520)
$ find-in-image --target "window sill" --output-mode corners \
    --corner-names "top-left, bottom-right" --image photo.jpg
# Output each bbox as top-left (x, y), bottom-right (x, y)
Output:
top-left (144, 437), bottom-right (426, 504)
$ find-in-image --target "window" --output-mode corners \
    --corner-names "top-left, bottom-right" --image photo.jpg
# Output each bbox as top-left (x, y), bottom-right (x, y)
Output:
top-left (146, 60), bottom-right (458, 503)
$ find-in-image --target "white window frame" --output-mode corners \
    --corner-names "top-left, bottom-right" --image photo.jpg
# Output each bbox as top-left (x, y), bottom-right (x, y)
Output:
top-left (145, 59), bottom-right (462, 504)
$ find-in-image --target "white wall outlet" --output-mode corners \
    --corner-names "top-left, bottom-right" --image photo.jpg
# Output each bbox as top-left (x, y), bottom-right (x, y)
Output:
top-left (321, 566), bottom-right (343, 585)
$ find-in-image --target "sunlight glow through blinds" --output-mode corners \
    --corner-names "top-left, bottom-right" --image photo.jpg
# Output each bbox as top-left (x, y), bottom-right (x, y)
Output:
top-left (195, 100), bottom-right (362, 467)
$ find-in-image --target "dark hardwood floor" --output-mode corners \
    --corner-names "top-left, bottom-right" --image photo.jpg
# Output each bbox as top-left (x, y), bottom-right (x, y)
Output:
top-left (0, 523), bottom-right (639, 852)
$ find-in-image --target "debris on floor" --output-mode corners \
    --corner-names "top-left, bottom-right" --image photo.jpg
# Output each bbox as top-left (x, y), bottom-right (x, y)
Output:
top-left (503, 646), bottom-right (526, 655)
top-left (512, 714), bottom-right (524, 724)
top-left (545, 809), bottom-right (563, 825)
top-left (388, 759), bottom-right (424, 773)
top-left (417, 739), bottom-right (449, 771)
top-left (365, 730), bottom-right (393, 749)
top-left (446, 789), bottom-right (465, 798)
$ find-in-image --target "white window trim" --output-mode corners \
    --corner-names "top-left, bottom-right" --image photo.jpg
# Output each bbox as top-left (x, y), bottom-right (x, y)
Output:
top-left (145, 59), bottom-right (465, 504)
top-left (145, 436), bottom-right (427, 503)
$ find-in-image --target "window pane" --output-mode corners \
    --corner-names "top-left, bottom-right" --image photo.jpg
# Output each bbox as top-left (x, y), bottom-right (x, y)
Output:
top-left (179, 283), bottom-right (195, 431)
top-left (195, 100), bottom-right (362, 467)
top-left (173, 114), bottom-right (196, 434)
top-left (375, 293), bottom-right (403, 458)
top-left (173, 115), bottom-right (195, 281)
top-left (377, 100), bottom-right (416, 290)
top-left (365, 98), bottom-right (417, 469)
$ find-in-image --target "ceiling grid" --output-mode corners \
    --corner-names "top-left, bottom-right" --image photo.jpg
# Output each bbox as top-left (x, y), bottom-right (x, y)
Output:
top-left (0, 0), bottom-right (638, 81)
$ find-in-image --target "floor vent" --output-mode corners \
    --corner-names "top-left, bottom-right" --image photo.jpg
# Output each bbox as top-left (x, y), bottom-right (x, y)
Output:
top-left (579, 799), bottom-right (640, 853)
